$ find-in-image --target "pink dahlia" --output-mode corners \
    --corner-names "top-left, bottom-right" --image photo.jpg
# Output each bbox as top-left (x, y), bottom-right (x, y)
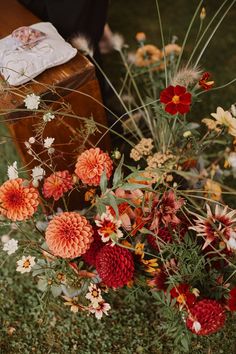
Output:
top-left (96, 245), bottom-right (134, 288)
top-left (75, 148), bottom-right (113, 186)
top-left (42, 170), bottom-right (73, 201)
top-left (45, 212), bottom-right (94, 258)
top-left (190, 204), bottom-right (236, 249)
top-left (0, 178), bottom-right (39, 221)
top-left (186, 299), bottom-right (225, 335)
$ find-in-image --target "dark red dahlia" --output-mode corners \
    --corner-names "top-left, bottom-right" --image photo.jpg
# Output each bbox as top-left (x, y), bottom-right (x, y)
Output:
top-left (170, 283), bottom-right (196, 308)
top-left (228, 287), bottom-right (236, 311)
top-left (186, 299), bottom-right (225, 335)
top-left (96, 245), bottom-right (134, 288)
top-left (160, 85), bottom-right (192, 115)
top-left (147, 228), bottom-right (173, 251)
top-left (82, 229), bottom-right (104, 267)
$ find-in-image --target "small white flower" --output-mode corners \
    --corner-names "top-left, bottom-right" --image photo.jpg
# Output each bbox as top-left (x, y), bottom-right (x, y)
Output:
top-left (3, 238), bottom-right (18, 255)
top-left (7, 161), bottom-right (18, 180)
top-left (227, 237), bottom-right (236, 250)
top-left (43, 112), bottom-right (55, 122)
top-left (28, 137), bottom-right (36, 144)
top-left (24, 141), bottom-right (31, 149)
top-left (192, 321), bottom-right (201, 333)
top-left (1, 235), bottom-right (10, 244)
top-left (111, 33), bottom-right (124, 51)
top-left (89, 302), bottom-right (111, 320)
top-left (95, 212), bottom-right (123, 244)
top-left (24, 94), bottom-right (40, 110)
top-left (31, 166), bottom-right (45, 183)
top-left (44, 137), bottom-right (55, 149)
top-left (85, 283), bottom-right (103, 307)
top-left (47, 147), bottom-right (55, 155)
top-left (16, 255), bottom-right (36, 273)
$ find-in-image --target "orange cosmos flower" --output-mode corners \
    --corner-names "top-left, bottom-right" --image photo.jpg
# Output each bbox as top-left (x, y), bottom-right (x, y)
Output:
top-left (0, 178), bottom-right (39, 221)
top-left (42, 170), bottom-right (73, 201)
top-left (45, 212), bottom-right (94, 258)
top-left (75, 148), bottom-right (113, 186)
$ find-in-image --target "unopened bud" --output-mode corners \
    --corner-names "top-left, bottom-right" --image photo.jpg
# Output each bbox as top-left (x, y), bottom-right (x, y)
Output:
top-left (200, 7), bottom-right (206, 20)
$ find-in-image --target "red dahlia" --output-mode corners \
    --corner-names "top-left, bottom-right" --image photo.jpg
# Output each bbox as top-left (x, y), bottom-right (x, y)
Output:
top-left (82, 229), bottom-right (104, 267)
top-left (160, 85), bottom-right (192, 115)
top-left (96, 245), bottom-right (134, 288)
top-left (186, 299), bottom-right (225, 335)
top-left (228, 287), bottom-right (236, 311)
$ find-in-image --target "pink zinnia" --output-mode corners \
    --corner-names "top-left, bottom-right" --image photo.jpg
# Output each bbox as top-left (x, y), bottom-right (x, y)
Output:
top-left (42, 170), bottom-right (73, 201)
top-left (0, 178), bottom-right (39, 221)
top-left (45, 212), bottom-right (94, 258)
top-left (75, 148), bottom-right (113, 186)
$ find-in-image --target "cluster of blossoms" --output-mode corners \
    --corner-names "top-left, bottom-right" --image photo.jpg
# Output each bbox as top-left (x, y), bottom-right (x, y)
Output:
top-left (1, 11), bottom-right (236, 343)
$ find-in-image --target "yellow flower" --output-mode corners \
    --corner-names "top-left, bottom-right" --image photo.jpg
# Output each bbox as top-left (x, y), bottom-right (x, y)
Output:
top-left (204, 179), bottom-right (222, 201)
top-left (141, 258), bottom-right (159, 273)
top-left (135, 242), bottom-right (145, 258)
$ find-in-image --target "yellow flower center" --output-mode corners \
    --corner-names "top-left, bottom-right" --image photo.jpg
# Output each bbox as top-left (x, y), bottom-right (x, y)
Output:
top-left (172, 95), bottom-right (180, 104)
top-left (177, 294), bottom-right (186, 304)
top-left (92, 290), bottom-right (99, 298)
top-left (23, 260), bottom-right (30, 268)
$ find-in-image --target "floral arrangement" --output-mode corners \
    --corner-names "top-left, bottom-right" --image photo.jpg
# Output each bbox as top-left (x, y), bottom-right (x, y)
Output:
top-left (1, 1), bottom-right (236, 352)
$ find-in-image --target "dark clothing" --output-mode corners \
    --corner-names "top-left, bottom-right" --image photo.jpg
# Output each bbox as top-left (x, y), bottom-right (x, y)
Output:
top-left (18, 0), bottom-right (109, 45)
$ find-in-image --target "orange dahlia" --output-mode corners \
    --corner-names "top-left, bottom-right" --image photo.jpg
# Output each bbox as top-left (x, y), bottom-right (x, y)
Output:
top-left (42, 170), bottom-right (74, 201)
top-left (0, 178), bottom-right (39, 221)
top-left (75, 148), bottom-right (113, 186)
top-left (45, 212), bottom-right (94, 259)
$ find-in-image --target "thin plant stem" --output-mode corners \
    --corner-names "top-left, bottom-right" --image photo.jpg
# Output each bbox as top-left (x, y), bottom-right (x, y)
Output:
top-left (155, 0), bottom-right (167, 87)
top-left (194, 0), bottom-right (236, 68)
top-left (175, 0), bottom-right (204, 74)
top-left (186, 0), bottom-right (229, 67)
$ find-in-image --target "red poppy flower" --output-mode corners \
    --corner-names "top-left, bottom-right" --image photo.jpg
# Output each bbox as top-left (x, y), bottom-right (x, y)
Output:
top-left (199, 72), bottom-right (214, 90)
top-left (228, 287), bottom-right (236, 311)
top-left (160, 85), bottom-right (192, 115)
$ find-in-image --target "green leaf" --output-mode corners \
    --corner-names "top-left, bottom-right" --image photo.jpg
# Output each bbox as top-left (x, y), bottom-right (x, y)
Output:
top-left (107, 193), bottom-right (119, 219)
top-left (51, 285), bottom-right (62, 297)
top-left (37, 278), bottom-right (48, 292)
top-left (99, 170), bottom-right (108, 194)
top-left (113, 154), bottom-right (124, 186)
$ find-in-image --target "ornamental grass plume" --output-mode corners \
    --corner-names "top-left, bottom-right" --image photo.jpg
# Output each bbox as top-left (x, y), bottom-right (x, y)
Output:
top-left (45, 212), bottom-right (94, 258)
top-left (42, 170), bottom-right (74, 201)
top-left (75, 147), bottom-right (113, 186)
top-left (0, 178), bottom-right (39, 221)
top-left (96, 245), bottom-right (134, 288)
top-left (171, 66), bottom-right (202, 87)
